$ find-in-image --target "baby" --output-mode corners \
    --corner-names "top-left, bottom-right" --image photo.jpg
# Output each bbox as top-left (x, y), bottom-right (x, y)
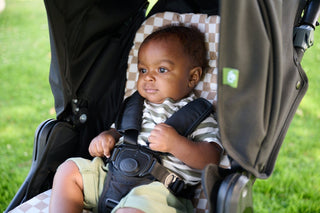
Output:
top-left (49, 25), bottom-right (222, 213)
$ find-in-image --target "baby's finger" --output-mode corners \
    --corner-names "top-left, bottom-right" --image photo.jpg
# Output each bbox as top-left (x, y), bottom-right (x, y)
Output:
top-left (102, 140), bottom-right (111, 157)
top-left (92, 140), bottom-right (103, 157)
top-left (89, 139), bottom-right (98, 156)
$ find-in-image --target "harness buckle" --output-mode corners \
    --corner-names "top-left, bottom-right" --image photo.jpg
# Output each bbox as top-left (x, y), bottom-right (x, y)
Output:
top-left (164, 173), bottom-right (179, 187)
top-left (104, 198), bottom-right (119, 212)
top-left (111, 144), bottom-right (159, 177)
top-left (164, 173), bottom-right (185, 195)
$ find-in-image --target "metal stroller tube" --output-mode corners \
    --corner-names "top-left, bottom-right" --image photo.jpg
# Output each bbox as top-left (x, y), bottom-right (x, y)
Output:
top-left (293, 0), bottom-right (320, 59)
top-left (301, 0), bottom-right (320, 29)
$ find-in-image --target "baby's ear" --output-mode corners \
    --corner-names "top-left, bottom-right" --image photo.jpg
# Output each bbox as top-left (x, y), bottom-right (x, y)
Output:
top-left (189, 67), bottom-right (202, 88)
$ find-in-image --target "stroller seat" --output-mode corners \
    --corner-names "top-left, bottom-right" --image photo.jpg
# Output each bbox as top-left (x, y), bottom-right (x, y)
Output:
top-left (9, 11), bottom-right (224, 213)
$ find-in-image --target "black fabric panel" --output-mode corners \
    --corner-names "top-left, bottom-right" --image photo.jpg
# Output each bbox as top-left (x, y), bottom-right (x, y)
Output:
top-left (44, 0), bottom-right (148, 155)
top-left (148, 0), bottom-right (219, 16)
top-left (44, 0), bottom-right (147, 117)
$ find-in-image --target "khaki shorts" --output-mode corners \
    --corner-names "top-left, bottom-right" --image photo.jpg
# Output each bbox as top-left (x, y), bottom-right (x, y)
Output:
top-left (69, 157), bottom-right (193, 213)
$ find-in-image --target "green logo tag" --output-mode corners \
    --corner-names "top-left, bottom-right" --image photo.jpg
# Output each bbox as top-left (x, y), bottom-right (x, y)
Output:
top-left (223, 68), bottom-right (239, 88)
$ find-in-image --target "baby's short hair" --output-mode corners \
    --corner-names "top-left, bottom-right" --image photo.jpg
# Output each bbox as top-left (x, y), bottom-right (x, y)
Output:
top-left (141, 25), bottom-right (208, 75)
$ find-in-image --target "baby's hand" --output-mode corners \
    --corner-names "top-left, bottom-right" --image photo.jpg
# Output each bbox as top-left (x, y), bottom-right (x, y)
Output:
top-left (148, 123), bottom-right (182, 153)
top-left (89, 130), bottom-right (116, 158)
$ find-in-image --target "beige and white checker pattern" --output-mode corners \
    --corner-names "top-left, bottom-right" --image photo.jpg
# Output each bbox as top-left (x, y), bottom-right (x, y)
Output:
top-left (125, 12), bottom-right (220, 106)
top-left (9, 190), bottom-right (51, 213)
top-left (9, 190), bottom-right (92, 213)
top-left (192, 184), bottom-right (209, 213)
top-left (9, 188), bottom-right (207, 213)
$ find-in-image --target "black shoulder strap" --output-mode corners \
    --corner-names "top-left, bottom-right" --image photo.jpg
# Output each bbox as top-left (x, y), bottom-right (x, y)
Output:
top-left (115, 91), bottom-right (144, 145)
top-left (165, 98), bottom-right (213, 137)
top-left (116, 91), bottom-right (213, 143)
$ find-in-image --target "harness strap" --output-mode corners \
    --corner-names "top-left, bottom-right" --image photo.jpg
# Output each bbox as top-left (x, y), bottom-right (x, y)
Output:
top-left (99, 92), bottom-right (214, 212)
top-left (114, 91), bottom-right (213, 194)
top-left (116, 91), bottom-right (213, 138)
top-left (150, 161), bottom-right (191, 197)
top-left (115, 91), bottom-right (143, 136)
top-left (165, 97), bottom-right (213, 136)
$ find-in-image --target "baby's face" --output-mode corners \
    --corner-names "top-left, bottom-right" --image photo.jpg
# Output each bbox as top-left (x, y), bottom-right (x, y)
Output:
top-left (137, 36), bottom-right (195, 104)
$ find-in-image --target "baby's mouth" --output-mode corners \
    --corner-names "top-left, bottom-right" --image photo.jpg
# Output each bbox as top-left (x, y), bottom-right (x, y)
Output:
top-left (144, 88), bottom-right (158, 93)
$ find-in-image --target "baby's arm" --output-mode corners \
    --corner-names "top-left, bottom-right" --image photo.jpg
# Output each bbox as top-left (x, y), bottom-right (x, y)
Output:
top-left (88, 128), bottom-right (121, 158)
top-left (148, 123), bottom-right (221, 170)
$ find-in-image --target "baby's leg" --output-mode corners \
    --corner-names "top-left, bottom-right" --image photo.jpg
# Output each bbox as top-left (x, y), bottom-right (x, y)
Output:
top-left (113, 182), bottom-right (193, 213)
top-left (49, 160), bottom-right (84, 213)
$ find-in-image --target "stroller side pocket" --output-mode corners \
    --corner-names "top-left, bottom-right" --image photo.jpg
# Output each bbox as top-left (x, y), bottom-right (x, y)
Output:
top-left (5, 119), bottom-right (80, 212)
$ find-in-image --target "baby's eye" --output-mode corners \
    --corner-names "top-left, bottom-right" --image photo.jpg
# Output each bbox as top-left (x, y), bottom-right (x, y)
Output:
top-left (158, 67), bottom-right (168, 73)
top-left (139, 68), bottom-right (147, 74)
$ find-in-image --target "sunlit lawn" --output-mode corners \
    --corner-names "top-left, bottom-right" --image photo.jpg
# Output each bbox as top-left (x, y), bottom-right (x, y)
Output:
top-left (0, 0), bottom-right (53, 211)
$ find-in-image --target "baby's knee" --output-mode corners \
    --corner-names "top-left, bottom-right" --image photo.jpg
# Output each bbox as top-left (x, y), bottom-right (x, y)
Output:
top-left (52, 160), bottom-right (84, 192)
top-left (55, 160), bottom-right (81, 183)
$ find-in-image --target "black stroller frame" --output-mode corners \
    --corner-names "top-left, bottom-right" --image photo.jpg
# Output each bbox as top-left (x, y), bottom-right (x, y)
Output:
top-left (5, 0), bottom-right (320, 212)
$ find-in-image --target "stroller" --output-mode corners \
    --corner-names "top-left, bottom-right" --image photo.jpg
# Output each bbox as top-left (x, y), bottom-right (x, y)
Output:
top-left (5, 0), bottom-right (320, 212)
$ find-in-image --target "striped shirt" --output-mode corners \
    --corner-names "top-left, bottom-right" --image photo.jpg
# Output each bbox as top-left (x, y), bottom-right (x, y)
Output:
top-left (136, 92), bottom-right (221, 185)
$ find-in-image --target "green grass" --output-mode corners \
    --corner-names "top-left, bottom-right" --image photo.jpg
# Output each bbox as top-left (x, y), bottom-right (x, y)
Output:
top-left (0, 0), bottom-right (320, 212)
top-left (0, 0), bottom-right (53, 211)
top-left (253, 31), bottom-right (320, 212)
